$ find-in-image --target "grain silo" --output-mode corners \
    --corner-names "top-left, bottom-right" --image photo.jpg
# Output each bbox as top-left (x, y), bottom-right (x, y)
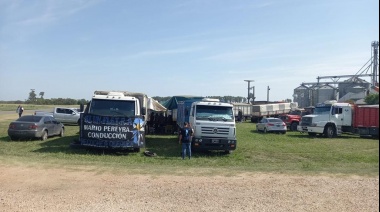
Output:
top-left (313, 84), bottom-right (336, 104)
top-left (293, 85), bottom-right (311, 108)
top-left (338, 77), bottom-right (371, 98)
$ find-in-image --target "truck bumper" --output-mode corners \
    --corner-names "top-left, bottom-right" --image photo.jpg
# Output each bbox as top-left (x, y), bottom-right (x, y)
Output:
top-left (192, 138), bottom-right (236, 151)
top-left (297, 126), bottom-right (324, 134)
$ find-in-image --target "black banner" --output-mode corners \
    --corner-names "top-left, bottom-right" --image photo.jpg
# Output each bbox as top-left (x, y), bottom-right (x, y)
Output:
top-left (79, 113), bottom-right (145, 149)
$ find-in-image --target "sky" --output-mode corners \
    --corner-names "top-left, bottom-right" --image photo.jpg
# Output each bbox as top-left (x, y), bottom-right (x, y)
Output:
top-left (0, 0), bottom-right (379, 102)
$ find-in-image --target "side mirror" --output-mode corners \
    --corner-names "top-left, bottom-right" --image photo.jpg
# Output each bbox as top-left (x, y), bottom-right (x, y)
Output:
top-left (141, 108), bottom-right (146, 116)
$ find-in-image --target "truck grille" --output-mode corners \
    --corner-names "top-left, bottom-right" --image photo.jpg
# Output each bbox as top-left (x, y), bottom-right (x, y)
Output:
top-left (300, 117), bottom-right (312, 126)
top-left (201, 127), bottom-right (230, 135)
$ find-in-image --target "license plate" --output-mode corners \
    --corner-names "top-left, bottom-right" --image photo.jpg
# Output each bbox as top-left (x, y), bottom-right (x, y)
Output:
top-left (211, 139), bottom-right (219, 143)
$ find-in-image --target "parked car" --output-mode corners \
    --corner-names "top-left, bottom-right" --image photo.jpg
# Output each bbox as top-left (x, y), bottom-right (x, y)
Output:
top-left (34, 107), bottom-right (82, 125)
top-left (8, 115), bottom-right (65, 141)
top-left (256, 117), bottom-right (287, 134)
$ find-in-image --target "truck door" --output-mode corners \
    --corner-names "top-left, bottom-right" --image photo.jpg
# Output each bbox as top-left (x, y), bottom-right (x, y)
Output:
top-left (332, 106), bottom-right (352, 127)
top-left (54, 108), bottom-right (65, 122)
top-left (65, 108), bottom-right (77, 123)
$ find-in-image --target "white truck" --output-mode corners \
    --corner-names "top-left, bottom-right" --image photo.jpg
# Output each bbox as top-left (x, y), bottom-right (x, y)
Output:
top-left (34, 107), bottom-right (82, 125)
top-left (177, 98), bottom-right (237, 154)
top-left (297, 100), bottom-right (379, 138)
top-left (75, 91), bottom-right (148, 152)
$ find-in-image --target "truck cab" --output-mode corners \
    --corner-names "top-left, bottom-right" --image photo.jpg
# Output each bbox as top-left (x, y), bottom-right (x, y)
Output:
top-left (87, 91), bottom-right (142, 117)
top-left (297, 100), bottom-right (352, 137)
top-left (78, 91), bottom-right (147, 151)
top-left (187, 98), bottom-right (237, 153)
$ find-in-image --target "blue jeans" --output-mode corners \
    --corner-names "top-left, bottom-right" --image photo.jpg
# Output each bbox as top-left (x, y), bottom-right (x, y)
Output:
top-left (181, 142), bottom-right (191, 159)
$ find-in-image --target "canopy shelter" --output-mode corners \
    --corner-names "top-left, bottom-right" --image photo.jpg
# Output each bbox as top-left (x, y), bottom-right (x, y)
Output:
top-left (162, 95), bottom-right (203, 110)
top-left (147, 97), bottom-right (167, 112)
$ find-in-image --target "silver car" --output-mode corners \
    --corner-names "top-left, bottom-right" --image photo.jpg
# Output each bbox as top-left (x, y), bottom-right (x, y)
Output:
top-left (8, 115), bottom-right (65, 141)
top-left (256, 118), bottom-right (287, 134)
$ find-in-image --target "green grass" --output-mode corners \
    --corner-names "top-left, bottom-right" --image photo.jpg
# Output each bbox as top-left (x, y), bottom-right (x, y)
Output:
top-left (0, 105), bottom-right (378, 176)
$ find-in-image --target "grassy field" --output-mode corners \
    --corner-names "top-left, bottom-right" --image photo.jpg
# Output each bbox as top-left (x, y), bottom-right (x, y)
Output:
top-left (0, 104), bottom-right (378, 176)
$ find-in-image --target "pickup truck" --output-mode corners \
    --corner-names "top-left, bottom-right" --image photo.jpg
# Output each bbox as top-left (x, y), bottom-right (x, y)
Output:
top-left (34, 107), bottom-right (82, 125)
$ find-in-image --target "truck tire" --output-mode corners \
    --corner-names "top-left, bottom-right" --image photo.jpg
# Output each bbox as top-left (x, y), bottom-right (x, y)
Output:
top-left (290, 122), bottom-right (298, 131)
top-left (324, 125), bottom-right (335, 138)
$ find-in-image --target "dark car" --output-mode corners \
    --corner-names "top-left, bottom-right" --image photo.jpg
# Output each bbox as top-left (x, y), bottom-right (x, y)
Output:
top-left (8, 115), bottom-right (65, 141)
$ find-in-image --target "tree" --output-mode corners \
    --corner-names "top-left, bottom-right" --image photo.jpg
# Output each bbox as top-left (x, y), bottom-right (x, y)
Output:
top-left (39, 92), bottom-right (45, 99)
top-left (27, 89), bottom-right (37, 102)
top-left (364, 93), bottom-right (379, 104)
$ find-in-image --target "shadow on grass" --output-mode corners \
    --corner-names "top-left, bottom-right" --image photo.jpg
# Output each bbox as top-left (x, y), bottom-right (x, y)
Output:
top-left (145, 135), bottom-right (233, 158)
top-left (30, 134), bottom-right (233, 158)
top-left (32, 135), bottom-right (137, 156)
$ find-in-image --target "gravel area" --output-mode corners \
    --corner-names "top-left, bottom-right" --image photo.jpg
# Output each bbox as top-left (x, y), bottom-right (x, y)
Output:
top-left (0, 165), bottom-right (378, 212)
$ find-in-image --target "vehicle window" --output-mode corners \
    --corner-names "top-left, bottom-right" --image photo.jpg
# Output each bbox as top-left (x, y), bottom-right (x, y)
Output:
top-left (90, 99), bottom-right (135, 116)
top-left (66, 109), bottom-right (73, 114)
top-left (44, 116), bottom-right (53, 124)
top-left (57, 108), bottom-right (64, 113)
top-left (268, 119), bottom-right (282, 123)
top-left (17, 116), bottom-right (43, 122)
top-left (195, 105), bottom-right (234, 121)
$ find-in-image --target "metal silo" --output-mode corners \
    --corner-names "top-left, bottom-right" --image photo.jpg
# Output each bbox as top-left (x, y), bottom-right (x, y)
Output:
top-left (314, 84), bottom-right (336, 104)
top-left (293, 85), bottom-right (311, 108)
top-left (338, 77), bottom-right (371, 98)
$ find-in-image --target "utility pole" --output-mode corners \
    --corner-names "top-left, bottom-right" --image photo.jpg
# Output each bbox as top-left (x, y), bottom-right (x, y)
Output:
top-left (267, 86), bottom-right (270, 103)
top-left (372, 41), bottom-right (379, 86)
top-left (244, 80), bottom-right (254, 104)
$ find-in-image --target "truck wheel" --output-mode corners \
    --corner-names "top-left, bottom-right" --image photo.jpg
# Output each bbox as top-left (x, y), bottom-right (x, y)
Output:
top-left (290, 122), bottom-right (298, 131)
top-left (324, 126), bottom-right (335, 138)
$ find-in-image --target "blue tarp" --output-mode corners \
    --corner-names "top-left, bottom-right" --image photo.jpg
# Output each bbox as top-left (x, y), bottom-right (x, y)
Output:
top-left (162, 96), bottom-right (203, 110)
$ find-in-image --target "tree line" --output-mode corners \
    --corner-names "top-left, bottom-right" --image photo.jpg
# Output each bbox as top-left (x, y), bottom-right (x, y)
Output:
top-left (1, 90), bottom-right (377, 105)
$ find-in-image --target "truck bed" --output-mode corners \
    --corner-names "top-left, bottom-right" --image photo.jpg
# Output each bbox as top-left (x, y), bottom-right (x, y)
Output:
top-left (353, 105), bottom-right (379, 128)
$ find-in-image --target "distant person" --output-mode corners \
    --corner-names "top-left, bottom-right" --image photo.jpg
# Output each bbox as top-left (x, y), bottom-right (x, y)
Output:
top-left (16, 105), bottom-right (24, 117)
top-left (238, 110), bottom-right (243, 122)
top-left (179, 122), bottom-right (193, 160)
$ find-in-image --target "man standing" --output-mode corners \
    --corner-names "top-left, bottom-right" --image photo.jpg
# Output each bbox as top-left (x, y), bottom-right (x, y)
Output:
top-left (18, 105), bottom-right (24, 117)
top-left (179, 122), bottom-right (193, 160)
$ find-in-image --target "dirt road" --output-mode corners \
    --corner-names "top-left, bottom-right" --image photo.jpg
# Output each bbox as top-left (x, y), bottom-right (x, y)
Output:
top-left (0, 165), bottom-right (378, 212)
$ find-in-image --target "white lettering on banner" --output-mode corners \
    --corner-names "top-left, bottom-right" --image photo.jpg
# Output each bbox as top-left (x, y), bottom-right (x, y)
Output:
top-left (118, 127), bottom-right (129, 132)
top-left (87, 132), bottom-right (127, 140)
top-left (103, 126), bottom-right (119, 132)
top-left (83, 125), bottom-right (102, 131)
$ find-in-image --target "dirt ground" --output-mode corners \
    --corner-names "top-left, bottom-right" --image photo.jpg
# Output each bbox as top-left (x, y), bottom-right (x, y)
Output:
top-left (0, 165), bottom-right (378, 212)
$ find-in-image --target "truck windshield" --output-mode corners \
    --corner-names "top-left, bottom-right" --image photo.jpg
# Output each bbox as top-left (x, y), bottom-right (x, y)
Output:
top-left (89, 99), bottom-right (135, 117)
top-left (195, 105), bottom-right (234, 122)
top-left (313, 106), bottom-right (331, 115)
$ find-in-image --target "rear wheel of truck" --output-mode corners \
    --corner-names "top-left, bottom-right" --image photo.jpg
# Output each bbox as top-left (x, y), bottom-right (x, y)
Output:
top-left (290, 122), bottom-right (298, 131)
